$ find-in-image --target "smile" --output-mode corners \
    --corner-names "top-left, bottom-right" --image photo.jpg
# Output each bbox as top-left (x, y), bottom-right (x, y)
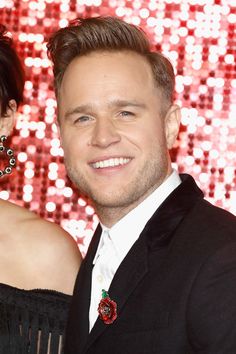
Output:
top-left (91, 157), bottom-right (131, 169)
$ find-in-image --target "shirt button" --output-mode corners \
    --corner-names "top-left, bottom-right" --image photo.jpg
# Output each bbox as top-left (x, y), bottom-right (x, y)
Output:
top-left (97, 275), bottom-right (103, 283)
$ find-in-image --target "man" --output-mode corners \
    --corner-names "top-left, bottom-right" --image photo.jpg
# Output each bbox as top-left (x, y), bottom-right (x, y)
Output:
top-left (47, 16), bottom-right (236, 354)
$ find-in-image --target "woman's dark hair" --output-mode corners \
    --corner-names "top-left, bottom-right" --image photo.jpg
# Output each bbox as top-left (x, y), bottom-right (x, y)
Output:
top-left (47, 16), bottom-right (175, 114)
top-left (0, 24), bottom-right (25, 116)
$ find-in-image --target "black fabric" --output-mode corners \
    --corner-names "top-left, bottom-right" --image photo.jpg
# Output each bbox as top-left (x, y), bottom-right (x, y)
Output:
top-left (0, 283), bottom-right (71, 354)
top-left (65, 174), bottom-right (236, 354)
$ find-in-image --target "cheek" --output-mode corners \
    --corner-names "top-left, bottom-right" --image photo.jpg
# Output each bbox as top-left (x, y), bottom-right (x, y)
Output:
top-left (62, 136), bottom-right (88, 165)
top-left (126, 125), bottom-right (164, 150)
top-left (147, 121), bottom-right (167, 144)
top-left (60, 127), bottom-right (80, 150)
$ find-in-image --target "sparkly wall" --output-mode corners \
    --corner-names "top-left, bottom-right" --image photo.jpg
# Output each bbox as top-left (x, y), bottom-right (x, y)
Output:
top-left (0, 0), bottom-right (235, 255)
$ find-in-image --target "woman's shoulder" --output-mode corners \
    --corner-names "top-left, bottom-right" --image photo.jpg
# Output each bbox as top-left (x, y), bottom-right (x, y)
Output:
top-left (0, 198), bottom-right (78, 249)
top-left (0, 198), bottom-right (82, 293)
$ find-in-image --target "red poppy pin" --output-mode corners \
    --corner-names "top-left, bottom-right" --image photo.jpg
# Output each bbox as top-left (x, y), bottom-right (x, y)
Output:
top-left (98, 289), bottom-right (117, 324)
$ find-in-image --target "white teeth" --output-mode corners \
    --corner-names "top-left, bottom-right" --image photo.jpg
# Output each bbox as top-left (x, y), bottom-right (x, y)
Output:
top-left (92, 158), bottom-right (130, 169)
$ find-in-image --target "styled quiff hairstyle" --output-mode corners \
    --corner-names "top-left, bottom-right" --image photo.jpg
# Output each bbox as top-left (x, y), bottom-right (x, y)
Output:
top-left (0, 25), bottom-right (25, 116)
top-left (47, 16), bottom-right (175, 114)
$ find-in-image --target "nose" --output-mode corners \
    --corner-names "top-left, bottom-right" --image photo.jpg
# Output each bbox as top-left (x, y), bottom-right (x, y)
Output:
top-left (90, 119), bottom-right (121, 148)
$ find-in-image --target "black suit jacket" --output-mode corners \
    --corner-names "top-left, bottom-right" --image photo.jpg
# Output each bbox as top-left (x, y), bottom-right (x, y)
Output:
top-left (65, 174), bottom-right (236, 354)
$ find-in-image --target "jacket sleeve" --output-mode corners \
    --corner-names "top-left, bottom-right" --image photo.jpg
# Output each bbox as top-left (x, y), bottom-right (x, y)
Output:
top-left (186, 241), bottom-right (236, 353)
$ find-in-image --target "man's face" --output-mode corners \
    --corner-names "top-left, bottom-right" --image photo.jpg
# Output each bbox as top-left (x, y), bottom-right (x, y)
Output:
top-left (58, 51), bottom-right (179, 216)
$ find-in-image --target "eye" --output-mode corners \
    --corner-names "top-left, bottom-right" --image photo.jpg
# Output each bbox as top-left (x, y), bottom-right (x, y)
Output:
top-left (119, 111), bottom-right (135, 119)
top-left (74, 115), bottom-right (94, 125)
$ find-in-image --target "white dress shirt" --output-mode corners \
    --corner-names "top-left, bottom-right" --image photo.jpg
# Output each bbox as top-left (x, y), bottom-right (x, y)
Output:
top-left (89, 170), bottom-right (181, 331)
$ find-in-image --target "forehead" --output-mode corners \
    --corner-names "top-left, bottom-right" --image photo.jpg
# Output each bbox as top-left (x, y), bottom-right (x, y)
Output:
top-left (61, 51), bottom-right (155, 90)
top-left (58, 51), bottom-right (161, 117)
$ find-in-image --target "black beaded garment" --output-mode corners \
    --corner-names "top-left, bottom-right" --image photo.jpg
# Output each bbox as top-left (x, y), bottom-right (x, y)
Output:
top-left (0, 283), bottom-right (71, 354)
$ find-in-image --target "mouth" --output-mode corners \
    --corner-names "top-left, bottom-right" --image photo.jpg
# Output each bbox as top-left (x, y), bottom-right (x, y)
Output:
top-left (90, 157), bottom-right (131, 169)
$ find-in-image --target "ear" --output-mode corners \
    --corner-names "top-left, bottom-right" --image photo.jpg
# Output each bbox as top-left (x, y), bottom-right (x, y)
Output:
top-left (164, 104), bottom-right (181, 150)
top-left (0, 99), bottom-right (17, 136)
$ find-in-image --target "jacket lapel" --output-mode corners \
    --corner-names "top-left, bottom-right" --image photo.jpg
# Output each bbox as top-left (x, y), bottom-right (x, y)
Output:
top-left (144, 173), bottom-right (204, 248)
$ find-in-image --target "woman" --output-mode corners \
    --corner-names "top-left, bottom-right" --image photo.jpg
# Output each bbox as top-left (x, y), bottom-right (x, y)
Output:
top-left (0, 25), bottom-right (82, 353)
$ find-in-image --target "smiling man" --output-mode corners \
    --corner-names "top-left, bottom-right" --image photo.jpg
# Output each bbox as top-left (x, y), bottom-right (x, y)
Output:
top-left (47, 16), bottom-right (236, 354)
top-left (58, 50), bottom-right (179, 226)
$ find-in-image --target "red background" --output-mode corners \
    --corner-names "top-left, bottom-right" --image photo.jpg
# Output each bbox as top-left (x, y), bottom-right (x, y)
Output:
top-left (0, 0), bottom-right (235, 255)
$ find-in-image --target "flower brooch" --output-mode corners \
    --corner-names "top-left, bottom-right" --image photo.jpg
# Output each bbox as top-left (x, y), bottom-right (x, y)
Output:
top-left (98, 289), bottom-right (117, 324)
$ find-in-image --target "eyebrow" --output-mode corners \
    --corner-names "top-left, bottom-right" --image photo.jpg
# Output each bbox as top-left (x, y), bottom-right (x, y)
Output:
top-left (108, 99), bottom-right (147, 110)
top-left (64, 99), bottom-right (147, 119)
top-left (64, 105), bottom-right (93, 120)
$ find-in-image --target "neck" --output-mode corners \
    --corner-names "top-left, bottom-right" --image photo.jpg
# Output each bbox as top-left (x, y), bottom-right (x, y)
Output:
top-left (96, 204), bottom-right (136, 228)
top-left (95, 167), bottom-right (174, 227)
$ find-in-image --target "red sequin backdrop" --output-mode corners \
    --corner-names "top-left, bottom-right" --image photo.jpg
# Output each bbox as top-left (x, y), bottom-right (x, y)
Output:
top-left (0, 0), bottom-right (235, 255)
